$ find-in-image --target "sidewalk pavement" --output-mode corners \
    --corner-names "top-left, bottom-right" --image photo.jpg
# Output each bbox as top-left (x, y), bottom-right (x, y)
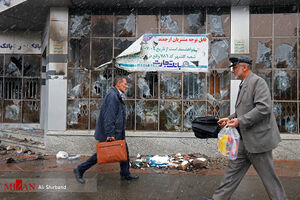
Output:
top-left (0, 156), bottom-right (299, 200)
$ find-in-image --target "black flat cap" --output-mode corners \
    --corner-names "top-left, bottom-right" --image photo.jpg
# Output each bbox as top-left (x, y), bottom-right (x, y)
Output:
top-left (229, 54), bottom-right (252, 67)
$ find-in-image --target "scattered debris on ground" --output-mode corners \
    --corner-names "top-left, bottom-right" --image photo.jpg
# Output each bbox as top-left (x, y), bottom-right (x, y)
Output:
top-left (130, 153), bottom-right (228, 172)
top-left (0, 144), bottom-right (45, 163)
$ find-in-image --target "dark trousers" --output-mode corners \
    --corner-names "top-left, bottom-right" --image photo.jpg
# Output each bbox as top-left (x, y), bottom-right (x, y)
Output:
top-left (77, 143), bottom-right (130, 177)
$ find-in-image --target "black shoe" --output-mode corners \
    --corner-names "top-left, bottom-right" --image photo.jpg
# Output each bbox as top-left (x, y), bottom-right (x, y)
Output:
top-left (201, 197), bottom-right (214, 200)
top-left (120, 174), bottom-right (139, 180)
top-left (73, 168), bottom-right (86, 184)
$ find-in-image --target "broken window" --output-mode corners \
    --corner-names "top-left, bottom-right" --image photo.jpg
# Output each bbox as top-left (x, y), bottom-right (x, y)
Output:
top-left (273, 102), bottom-right (297, 133)
top-left (90, 99), bottom-right (102, 129)
top-left (136, 100), bottom-right (158, 130)
top-left (5, 55), bottom-right (22, 77)
top-left (208, 39), bottom-right (230, 69)
top-left (4, 100), bottom-right (21, 122)
top-left (250, 39), bottom-right (272, 69)
top-left (160, 100), bottom-right (182, 131)
top-left (91, 69), bottom-right (112, 98)
top-left (183, 72), bottom-right (206, 99)
top-left (24, 55), bottom-right (40, 77)
top-left (207, 7), bottom-right (230, 37)
top-left (184, 8), bottom-right (206, 34)
top-left (115, 11), bottom-right (136, 37)
top-left (160, 8), bottom-right (182, 34)
top-left (160, 73), bottom-right (181, 99)
top-left (274, 39), bottom-right (297, 68)
top-left (183, 101), bottom-right (206, 131)
top-left (70, 15), bottom-right (91, 38)
top-left (274, 70), bottom-right (297, 100)
top-left (67, 100), bottom-right (89, 129)
top-left (137, 72), bottom-right (158, 99)
top-left (114, 38), bottom-right (134, 57)
top-left (67, 69), bottom-right (89, 99)
top-left (207, 100), bottom-right (230, 118)
top-left (208, 70), bottom-right (230, 100)
top-left (23, 78), bottom-right (40, 99)
top-left (22, 101), bottom-right (40, 123)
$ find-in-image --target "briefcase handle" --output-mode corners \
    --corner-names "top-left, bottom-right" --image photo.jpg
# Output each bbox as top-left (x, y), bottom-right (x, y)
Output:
top-left (106, 137), bottom-right (116, 142)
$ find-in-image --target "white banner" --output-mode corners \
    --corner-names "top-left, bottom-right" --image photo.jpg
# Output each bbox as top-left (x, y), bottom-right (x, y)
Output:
top-left (99, 34), bottom-right (208, 72)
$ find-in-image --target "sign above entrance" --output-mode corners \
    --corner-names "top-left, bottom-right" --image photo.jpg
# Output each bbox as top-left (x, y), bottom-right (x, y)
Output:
top-left (98, 34), bottom-right (208, 72)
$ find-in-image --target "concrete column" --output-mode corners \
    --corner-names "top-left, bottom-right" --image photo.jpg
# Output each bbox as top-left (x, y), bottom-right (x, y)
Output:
top-left (43, 7), bottom-right (68, 131)
top-left (230, 6), bottom-right (249, 114)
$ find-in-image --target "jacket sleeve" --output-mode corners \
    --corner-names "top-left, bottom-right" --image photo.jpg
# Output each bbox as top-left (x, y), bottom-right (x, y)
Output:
top-left (237, 78), bottom-right (272, 128)
top-left (102, 93), bottom-right (119, 137)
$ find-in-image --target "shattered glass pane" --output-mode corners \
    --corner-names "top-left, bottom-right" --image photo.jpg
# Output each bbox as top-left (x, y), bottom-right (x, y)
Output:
top-left (207, 70), bottom-right (230, 100)
top-left (183, 72), bottom-right (206, 99)
top-left (5, 55), bottom-right (22, 77)
top-left (160, 73), bottom-right (181, 99)
top-left (69, 38), bottom-right (90, 69)
top-left (67, 69), bottom-right (89, 99)
top-left (4, 78), bottom-right (22, 99)
top-left (208, 39), bottom-right (229, 69)
top-left (136, 100), bottom-right (158, 130)
top-left (22, 101), bottom-right (40, 123)
top-left (183, 101), bottom-right (206, 131)
top-left (114, 69), bottom-right (135, 98)
top-left (115, 13), bottom-right (136, 37)
top-left (114, 38), bottom-right (134, 57)
top-left (253, 70), bottom-right (272, 95)
top-left (275, 40), bottom-right (297, 68)
top-left (91, 15), bottom-right (113, 37)
top-left (91, 38), bottom-right (113, 67)
top-left (273, 102), bottom-right (297, 133)
top-left (184, 8), bottom-right (206, 34)
top-left (274, 6), bottom-right (297, 36)
top-left (160, 101), bottom-right (182, 131)
top-left (125, 100), bottom-right (135, 130)
top-left (137, 72), bottom-right (158, 99)
top-left (207, 100), bottom-right (230, 118)
top-left (70, 15), bottom-right (91, 37)
top-left (67, 100), bottom-right (89, 129)
top-left (23, 78), bottom-right (40, 99)
top-left (23, 55), bottom-right (40, 77)
top-left (250, 39), bottom-right (272, 69)
top-left (137, 9), bottom-right (159, 36)
top-left (0, 55), bottom-right (4, 75)
top-left (3, 100), bottom-right (21, 122)
top-left (274, 70), bottom-right (297, 100)
top-left (91, 69), bottom-right (112, 98)
top-left (160, 8), bottom-right (182, 34)
top-left (207, 8), bottom-right (230, 37)
top-left (90, 99), bottom-right (102, 129)
top-left (250, 7), bottom-right (273, 37)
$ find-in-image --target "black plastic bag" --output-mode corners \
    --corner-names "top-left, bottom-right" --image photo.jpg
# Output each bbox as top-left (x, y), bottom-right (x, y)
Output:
top-left (192, 116), bottom-right (220, 139)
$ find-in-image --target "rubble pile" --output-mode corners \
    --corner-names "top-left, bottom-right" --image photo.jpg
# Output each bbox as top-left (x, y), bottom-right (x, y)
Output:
top-left (131, 153), bottom-right (222, 172)
top-left (0, 144), bottom-right (44, 163)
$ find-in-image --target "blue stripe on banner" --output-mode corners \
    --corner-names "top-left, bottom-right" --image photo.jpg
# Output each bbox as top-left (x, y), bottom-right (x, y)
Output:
top-left (116, 62), bottom-right (207, 69)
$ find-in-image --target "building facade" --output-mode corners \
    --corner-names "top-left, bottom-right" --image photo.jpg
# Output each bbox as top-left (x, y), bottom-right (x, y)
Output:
top-left (0, 0), bottom-right (299, 158)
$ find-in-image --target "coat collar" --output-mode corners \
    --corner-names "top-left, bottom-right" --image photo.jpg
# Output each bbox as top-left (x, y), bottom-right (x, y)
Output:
top-left (235, 72), bottom-right (253, 107)
top-left (112, 87), bottom-right (125, 103)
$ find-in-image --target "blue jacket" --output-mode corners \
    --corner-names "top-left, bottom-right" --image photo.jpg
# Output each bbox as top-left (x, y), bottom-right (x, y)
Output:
top-left (94, 87), bottom-right (126, 142)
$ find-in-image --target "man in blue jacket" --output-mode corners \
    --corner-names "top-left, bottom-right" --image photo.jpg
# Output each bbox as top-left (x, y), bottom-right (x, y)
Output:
top-left (73, 75), bottom-right (139, 184)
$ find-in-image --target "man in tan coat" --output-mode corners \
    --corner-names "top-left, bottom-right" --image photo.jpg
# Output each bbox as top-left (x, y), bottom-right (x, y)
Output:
top-left (204, 54), bottom-right (287, 200)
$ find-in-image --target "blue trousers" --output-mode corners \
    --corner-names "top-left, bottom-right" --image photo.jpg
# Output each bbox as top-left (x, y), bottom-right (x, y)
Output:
top-left (77, 143), bottom-right (130, 177)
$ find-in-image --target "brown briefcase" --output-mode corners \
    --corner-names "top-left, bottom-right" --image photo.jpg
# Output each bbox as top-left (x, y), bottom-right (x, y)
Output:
top-left (96, 140), bottom-right (127, 164)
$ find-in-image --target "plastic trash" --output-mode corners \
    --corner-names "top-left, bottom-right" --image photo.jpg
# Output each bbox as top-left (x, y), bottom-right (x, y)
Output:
top-left (217, 126), bottom-right (240, 160)
top-left (148, 155), bottom-right (170, 166)
top-left (67, 155), bottom-right (80, 160)
top-left (56, 151), bottom-right (68, 159)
